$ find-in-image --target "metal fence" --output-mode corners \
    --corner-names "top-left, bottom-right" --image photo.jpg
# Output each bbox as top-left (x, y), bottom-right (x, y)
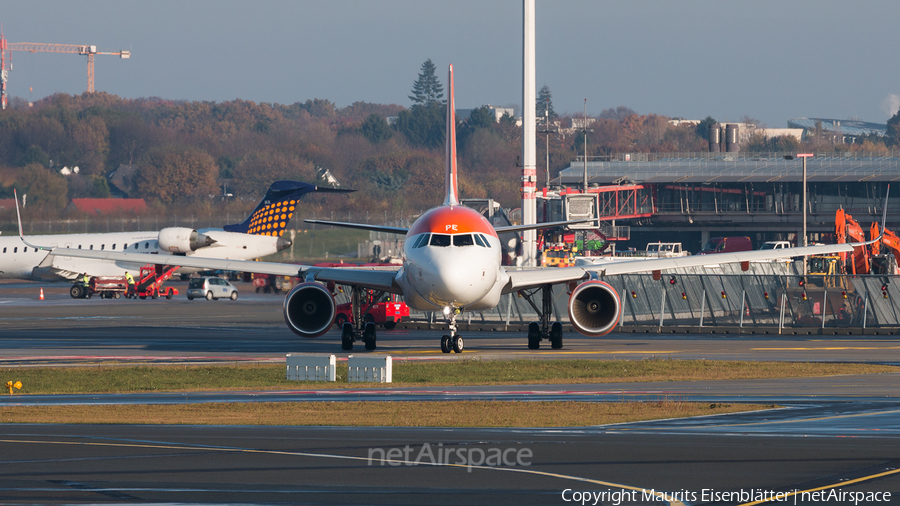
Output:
top-left (408, 263), bottom-right (900, 330)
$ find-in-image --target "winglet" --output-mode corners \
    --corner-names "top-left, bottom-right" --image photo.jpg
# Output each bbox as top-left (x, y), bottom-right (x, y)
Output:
top-left (13, 189), bottom-right (46, 251)
top-left (443, 63), bottom-right (459, 207)
top-left (13, 189), bottom-right (23, 238)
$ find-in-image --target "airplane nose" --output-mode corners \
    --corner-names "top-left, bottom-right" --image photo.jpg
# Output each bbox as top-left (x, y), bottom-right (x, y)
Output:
top-left (432, 256), bottom-right (487, 304)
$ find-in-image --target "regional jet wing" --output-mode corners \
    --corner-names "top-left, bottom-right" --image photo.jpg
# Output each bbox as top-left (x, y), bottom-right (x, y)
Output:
top-left (31, 248), bottom-right (402, 293)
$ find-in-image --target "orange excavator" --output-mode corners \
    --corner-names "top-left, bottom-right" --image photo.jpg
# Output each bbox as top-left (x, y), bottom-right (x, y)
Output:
top-left (835, 209), bottom-right (869, 274)
top-left (870, 222), bottom-right (900, 275)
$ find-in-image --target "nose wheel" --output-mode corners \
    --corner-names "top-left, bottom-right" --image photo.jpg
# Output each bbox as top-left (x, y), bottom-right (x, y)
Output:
top-left (440, 309), bottom-right (464, 353)
top-left (441, 334), bottom-right (464, 353)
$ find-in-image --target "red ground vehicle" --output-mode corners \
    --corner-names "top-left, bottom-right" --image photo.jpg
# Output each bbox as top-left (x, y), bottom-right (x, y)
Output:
top-left (70, 276), bottom-right (128, 299)
top-left (125, 264), bottom-right (180, 300)
top-left (70, 263), bottom-right (180, 299)
top-left (334, 290), bottom-right (409, 330)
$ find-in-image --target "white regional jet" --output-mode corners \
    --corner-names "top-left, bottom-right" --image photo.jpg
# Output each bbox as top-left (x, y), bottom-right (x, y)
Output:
top-left (5, 181), bottom-right (350, 280)
top-left (23, 64), bottom-right (885, 353)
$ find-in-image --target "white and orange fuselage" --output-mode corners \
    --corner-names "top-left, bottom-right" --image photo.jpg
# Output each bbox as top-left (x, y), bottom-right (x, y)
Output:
top-left (398, 205), bottom-right (507, 311)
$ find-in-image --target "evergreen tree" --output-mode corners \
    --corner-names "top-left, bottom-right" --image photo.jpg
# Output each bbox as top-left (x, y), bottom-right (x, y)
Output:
top-left (887, 109), bottom-right (900, 147)
top-left (360, 114), bottom-right (393, 144)
top-left (696, 116), bottom-right (717, 141)
top-left (536, 85), bottom-right (556, 119)
top-left (409, 59), bottom-right (444, 107)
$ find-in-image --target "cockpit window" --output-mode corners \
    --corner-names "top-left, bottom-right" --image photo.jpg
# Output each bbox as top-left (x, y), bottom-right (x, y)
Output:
top-left (412, 234), bottom-right (430, 248)
top-left (473, 234), bottom-right (486, 247)
top-left (453, 234), bottom-right (474, 247)
top-left (479, 234), bottom-right (491, 247)
top-left (430, 234), bottom-right (451, 247)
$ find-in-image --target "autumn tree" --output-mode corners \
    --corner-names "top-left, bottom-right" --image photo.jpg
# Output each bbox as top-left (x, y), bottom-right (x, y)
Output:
top-left (16, 163), bottom-right (69, 211)
top-left (409, 59), bottom-right (444, 106)
top-left (599, 106), bottom-right (636, 121)
top-left (135, 146), bottom-right (218, 204)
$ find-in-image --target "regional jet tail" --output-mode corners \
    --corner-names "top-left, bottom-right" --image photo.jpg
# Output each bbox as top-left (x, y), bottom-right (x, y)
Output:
top-left (38, 64), bottom-right (888, 354)
top-left (5, 181), bottom-right (352, 280)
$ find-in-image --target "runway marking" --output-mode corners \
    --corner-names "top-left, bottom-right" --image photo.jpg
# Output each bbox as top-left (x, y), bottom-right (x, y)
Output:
top-left (752, 346), bottom-right (900, 351)
top-left (0, 437), bottom-right (687, 506)
top-left (615, 407), bottom-right (900, 431)
top-left (739, 466), bottom-right (900, 505)
top-left (375, 350), bottom-right (682, 356)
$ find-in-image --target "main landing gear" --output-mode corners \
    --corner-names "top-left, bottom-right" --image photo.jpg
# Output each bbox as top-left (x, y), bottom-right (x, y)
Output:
top-left (340, 286), bottom-right (380, 351)
top-left (519, 284), bottom-right (563, 350)
top-left (440, 307), bottom-right (464, 354)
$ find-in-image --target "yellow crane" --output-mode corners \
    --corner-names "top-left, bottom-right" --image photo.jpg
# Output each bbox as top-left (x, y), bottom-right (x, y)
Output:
top-left (1, 32), bottom-right (130, 109)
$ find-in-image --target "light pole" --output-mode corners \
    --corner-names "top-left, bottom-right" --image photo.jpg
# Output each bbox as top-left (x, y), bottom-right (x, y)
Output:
top-left (537, 101), bottom-right (556, 189)
top-left (785, 153), bottom-right (814, 275)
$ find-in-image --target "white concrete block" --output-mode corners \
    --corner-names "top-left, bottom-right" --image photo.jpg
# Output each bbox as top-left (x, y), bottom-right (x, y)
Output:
top-left (347, 355), bottom-right (392, 383)
top-left (286, 354), bottom-right (336, 382)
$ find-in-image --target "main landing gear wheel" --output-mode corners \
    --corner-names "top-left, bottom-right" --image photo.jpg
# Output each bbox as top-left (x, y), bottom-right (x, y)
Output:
top-left (550, 321), bottom-right (563, 349)
top-left (452, 335), bottom-right (464, 353)
top-left (440, 335), bottom-right (451, 354)
top-left (341, 322), bottom-right (354, 351)
top-left (527, 322), bottom-right (541, 350)
top-left (363, 322), bottom-right (377, 350)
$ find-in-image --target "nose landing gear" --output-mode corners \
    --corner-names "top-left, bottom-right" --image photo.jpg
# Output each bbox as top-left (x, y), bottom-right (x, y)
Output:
top-left (440, 307), bottom-right (464, 353)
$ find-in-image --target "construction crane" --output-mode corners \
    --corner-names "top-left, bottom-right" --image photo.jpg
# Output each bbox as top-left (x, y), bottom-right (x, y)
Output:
top-left (0, 31), bottom-right (130, 109)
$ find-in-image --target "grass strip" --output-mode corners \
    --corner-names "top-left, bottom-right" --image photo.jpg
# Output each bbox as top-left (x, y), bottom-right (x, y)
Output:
top-left (0, 400), bottom-right (768, 427)
top-left (1, 359), bottom-right (896, 395)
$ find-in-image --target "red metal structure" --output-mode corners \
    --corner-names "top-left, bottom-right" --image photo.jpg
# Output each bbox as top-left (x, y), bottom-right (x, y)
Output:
top-left (557, 184), bottom-right (655, 221)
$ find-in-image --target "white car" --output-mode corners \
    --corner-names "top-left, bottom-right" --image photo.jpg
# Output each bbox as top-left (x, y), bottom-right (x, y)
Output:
top-left (187, 276), bottom-right (238, 301)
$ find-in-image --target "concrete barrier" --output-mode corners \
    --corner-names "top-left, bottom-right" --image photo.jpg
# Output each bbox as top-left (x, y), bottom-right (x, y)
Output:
top-left (348, 355), bottom-right (392, 383)
top-left (286, 354), bottom-right (337, 381)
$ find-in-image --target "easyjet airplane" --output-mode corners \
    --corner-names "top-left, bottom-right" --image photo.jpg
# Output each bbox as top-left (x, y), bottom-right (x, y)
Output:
top-left (23, 64), bottom-right (885, 353)
top-left (5, 181), bottom-right (349, 280)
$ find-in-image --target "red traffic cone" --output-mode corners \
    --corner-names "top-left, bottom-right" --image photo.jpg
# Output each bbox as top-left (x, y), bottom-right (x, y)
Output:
top-left (39, 287), bottom-right (45, 300)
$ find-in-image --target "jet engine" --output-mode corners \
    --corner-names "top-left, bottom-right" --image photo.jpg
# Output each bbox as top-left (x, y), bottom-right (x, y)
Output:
top-left (283, 282), bottom-right (336, 338)
top-left (158, 227), bottom-right (216, 253)
top-left (567, 280), bottom-right (621, 336)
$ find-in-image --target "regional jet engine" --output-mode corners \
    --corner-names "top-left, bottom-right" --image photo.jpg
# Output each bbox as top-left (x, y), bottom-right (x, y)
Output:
top-left (567, 280), bottom-right (621, 336)
top-left (283, 282), bottom-right (336, 338)
top-left (158, 227), bottom-right (216, 253)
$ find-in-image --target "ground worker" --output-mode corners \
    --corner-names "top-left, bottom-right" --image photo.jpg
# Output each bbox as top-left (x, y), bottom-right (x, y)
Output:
top-left (81, 272), bottom-right (90, 288)
top-left (125, 271), bottom-right (135, 298)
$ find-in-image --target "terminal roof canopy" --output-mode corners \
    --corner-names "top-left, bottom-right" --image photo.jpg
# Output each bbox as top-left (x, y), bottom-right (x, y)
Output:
top-left (557, 153), bottom-right (900, 185)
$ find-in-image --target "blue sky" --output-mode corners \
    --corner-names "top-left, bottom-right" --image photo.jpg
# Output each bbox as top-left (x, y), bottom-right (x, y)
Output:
top-left (2, 0), bottom-right (899, 127)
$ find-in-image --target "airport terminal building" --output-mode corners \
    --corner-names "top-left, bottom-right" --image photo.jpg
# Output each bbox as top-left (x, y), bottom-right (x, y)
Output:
top-left (554, 151), bottom-right (900, 252)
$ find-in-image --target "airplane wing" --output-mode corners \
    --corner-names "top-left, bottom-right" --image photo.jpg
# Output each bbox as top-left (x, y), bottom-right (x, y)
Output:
top-left (494, 218), bottom-right (596, 233)
top-left (303, 217), bottom-right (596, 235)
top-left (504, 242), bottom-right (856, 292)
top-left (35, 248), bottom-right (402, 293)
top-left (303, 220), bottom-right (409, 235)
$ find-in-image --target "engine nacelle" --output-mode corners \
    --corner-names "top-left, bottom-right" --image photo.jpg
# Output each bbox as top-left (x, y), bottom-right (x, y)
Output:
top-left (158, 227), bottom-right (216, 253)
top-left (567, 280), bottom-right (621, 336)
top-left (283, 282), bottom-right (336, 338)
